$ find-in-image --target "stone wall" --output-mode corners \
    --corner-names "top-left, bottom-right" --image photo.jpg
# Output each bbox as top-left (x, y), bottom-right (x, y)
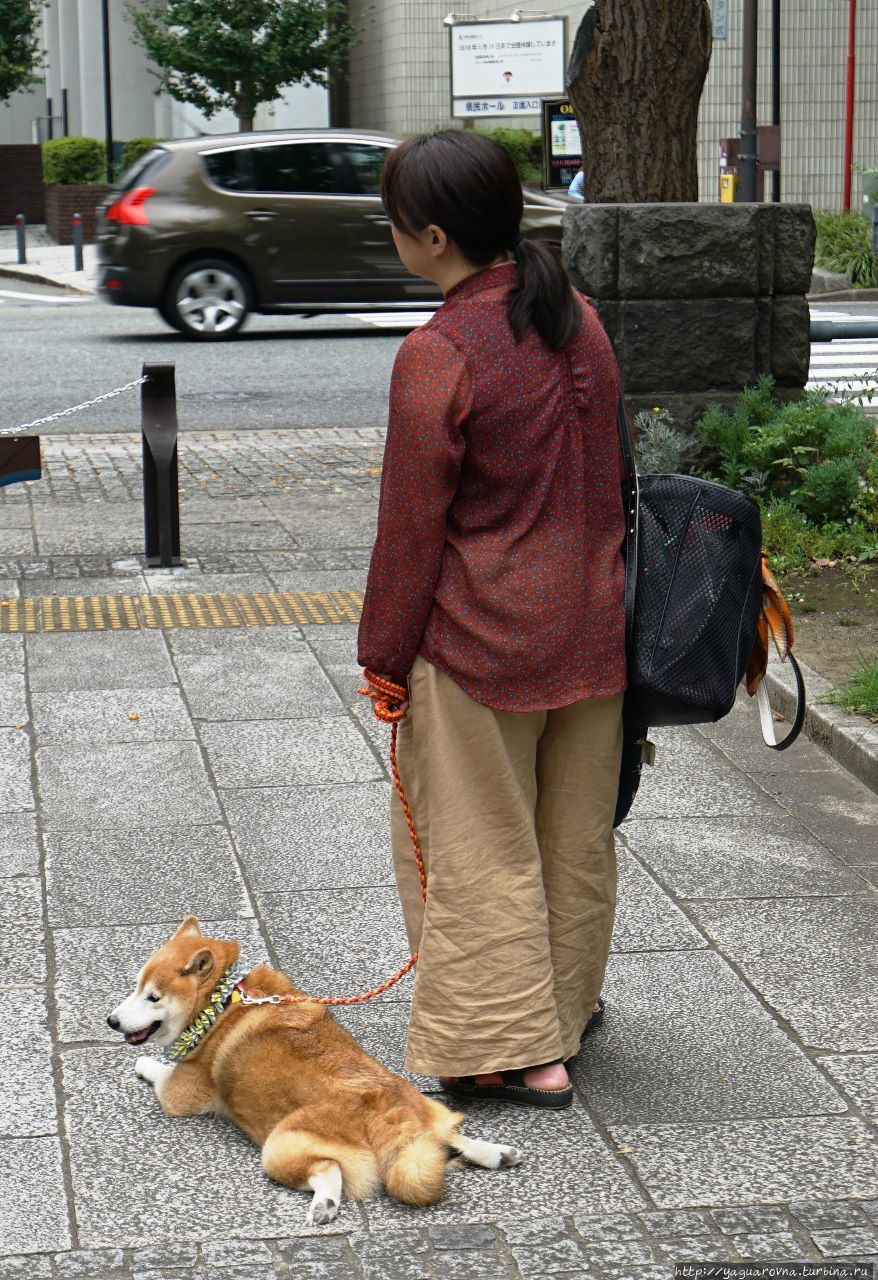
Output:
top-left (0, 145), bottom-right (44, 226)
top-left (44, 184), bottom-right (112, 244)
top-left (562, 203), bottom-right (816, 425)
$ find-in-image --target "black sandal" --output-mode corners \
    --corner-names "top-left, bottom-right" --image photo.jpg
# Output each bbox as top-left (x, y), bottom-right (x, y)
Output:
top-left (440, 1061), bottom-right (573, 1110)
top-left (585, 995), bottom-right (606, 1034)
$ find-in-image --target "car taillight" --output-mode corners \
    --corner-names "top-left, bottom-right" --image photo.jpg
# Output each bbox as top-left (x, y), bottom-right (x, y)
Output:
top-left (105, 186), bottom-right (156, 226)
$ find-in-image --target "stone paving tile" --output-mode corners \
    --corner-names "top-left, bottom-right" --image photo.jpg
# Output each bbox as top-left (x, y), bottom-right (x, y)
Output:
top-left (0, 636), bottom-right (23, 673)
top-left (0, 675), bottom-right (27, 727)
top-left (53, 917), bottom-right (269, 1044)
top-left (764, 767), bottom-right (878, 866)
top-left (45, 826), bottom-right (252, 928)
top-left (690, 895), bottom-right (878, 1051)
top-left (0, 874), bottom-right (41, 922)
top-left (0, 813), bottom-right (39, 875)
top-left (34, 505), bottom-right (144, 556)
top-left (271, 569), bottom-right (368, 593)
top-left (819, 1054), bottom-right (878, 1124)
top-left (165, 629), bottom-right (345, 723)
top-left (608, 1117), bottom-right (878, 1208)
top-left (145, 571), bottom-right (277, 596)
top-left (571, 950), bottom-right (845, 1124)
top-left (789, 1200), bottom-right (876, 1230)
top-left (200, 716), bottom-right (381, 789)
top-left (258, 885), bottom-right (414, 1004)
top-left (183, 521), bottom-right (298, 553)
top-left (0, 527), bottom-right (35, 556)
top-left (0, 1135), bottom-right (71, 1253)
top-left (623, 812), bottom-right (868, 899)
top-left (26, 631), bottom-right (176, 692)
top-left (0, 988), bottom-right (55, 1138)
top-left (627, 727), bottom-right (767, 819)
top-left (61, 1047), bottom-right (364, 1250)
top-left (0, 922), bottom-right (45, 981)
top-left (610, 847), bottom-right (708, 952)
top-left (24, 575), bottom-right (150, 597)
top-left (366, 1105), bottom-right (645, 1228)
top-left (0, 730), bottom-right (36, 812)
top-left (811, 1227), bottom-right (878, 1256)
top-left (225, 781), bottom-right (392, 893)
top-left (730, 1231), bottom-right (803, 1260)
top-left (710, 1205), bottom-right (794, 1233)
top-left (55, 1248), bottom-right (128, 1277)
top-left (37, 741), bottom-right (222, 830)
top-left (32, 687), bottom-right (194, 746)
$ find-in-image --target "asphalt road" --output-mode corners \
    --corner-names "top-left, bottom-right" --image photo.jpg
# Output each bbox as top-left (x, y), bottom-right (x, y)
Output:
top-left (0, 282), bottom-right (421, 436)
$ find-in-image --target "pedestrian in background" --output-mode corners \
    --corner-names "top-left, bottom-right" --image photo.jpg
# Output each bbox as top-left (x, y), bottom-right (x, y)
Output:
top-left (568, 168), bottom-right (587, 200)
top-left (358, 130), bottom-right (627, 1109)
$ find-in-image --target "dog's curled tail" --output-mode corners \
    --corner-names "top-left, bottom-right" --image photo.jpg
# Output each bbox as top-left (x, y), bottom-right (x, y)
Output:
top-left (383, 1132), bottom-right (448, 1206)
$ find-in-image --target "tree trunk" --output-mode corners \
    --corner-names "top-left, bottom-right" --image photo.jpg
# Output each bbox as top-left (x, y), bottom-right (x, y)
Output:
top-left (236, 83), bottom-right (255, 132)
top-left (567, 0), bottom-right (712, 202)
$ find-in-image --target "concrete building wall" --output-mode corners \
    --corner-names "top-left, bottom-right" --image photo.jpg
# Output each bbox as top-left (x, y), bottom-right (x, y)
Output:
top-left (0, 0), bottom-right (329, 148)
top-left (343, 0), bottom-right (878, 213)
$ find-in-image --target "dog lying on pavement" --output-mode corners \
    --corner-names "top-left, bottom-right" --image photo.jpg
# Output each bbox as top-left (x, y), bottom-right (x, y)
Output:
top-left (108, 916), bottom-right (521, 1225)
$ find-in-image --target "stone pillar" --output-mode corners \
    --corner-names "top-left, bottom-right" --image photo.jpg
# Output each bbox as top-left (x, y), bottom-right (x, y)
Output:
top-left (562, 203), bottom-right (816, 426)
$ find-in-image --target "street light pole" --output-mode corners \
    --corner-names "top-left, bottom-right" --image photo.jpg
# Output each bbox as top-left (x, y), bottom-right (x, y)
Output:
top-left (739, 0), bottom-right (759, 202)
top-left (101, 0), bottom-right (114, 184)
top-left (843, 0), bottom-right (857, 212)
top-left (770, 0), bottom-right (781, 201)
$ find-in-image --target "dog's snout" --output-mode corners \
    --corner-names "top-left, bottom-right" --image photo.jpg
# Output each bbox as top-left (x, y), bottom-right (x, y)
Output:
top-left (107, 1014), bottom-right (120, 1031)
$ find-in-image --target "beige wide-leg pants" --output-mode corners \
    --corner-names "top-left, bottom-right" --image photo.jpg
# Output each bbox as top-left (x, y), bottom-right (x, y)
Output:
top-left (390, 656), bottom-right (624, 1078)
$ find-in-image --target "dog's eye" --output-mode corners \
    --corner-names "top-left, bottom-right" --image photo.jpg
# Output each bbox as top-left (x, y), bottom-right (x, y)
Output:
top-left (146, 993), bottom-right (161, 1004)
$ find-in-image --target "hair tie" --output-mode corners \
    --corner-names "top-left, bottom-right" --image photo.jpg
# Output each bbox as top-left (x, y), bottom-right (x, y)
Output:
top-left (509, 232), bottom-right (524, 251)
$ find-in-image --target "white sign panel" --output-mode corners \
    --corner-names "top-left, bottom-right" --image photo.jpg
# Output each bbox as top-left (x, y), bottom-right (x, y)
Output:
top-left (712, 0), bottom-right (729, 40)
top-left (454, 96), bottom-right (542, 117)
top-left (450, 19), bottom-right (566, 101)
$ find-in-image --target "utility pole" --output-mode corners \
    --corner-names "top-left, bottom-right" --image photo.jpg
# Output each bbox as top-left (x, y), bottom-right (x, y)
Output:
top-left (843, 0), bottom-right (857, 212)
top-left (739, 0), bottom-right (759, 202)
top-left (770, 0), bottom-right (781, 201)
top-left (101, 0), bottom-right (114, 184)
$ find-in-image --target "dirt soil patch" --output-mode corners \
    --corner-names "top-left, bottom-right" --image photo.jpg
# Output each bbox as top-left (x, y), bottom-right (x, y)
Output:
top-left (781, 562), bottom-right (878, 689)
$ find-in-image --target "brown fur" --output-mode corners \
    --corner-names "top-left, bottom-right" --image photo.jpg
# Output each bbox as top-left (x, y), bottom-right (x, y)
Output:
top-left (127, 918), bottom-right (476, 1209)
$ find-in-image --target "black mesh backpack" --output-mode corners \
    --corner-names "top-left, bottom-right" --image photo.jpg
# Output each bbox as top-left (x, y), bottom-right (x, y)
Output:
top-left (617, 399), bottom-right (764, 727)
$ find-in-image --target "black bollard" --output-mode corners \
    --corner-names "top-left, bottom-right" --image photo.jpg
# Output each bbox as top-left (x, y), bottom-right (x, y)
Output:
top-left (72, 212), bottom-right (84, 272)
top-left (15, 214), bottom-right (26, 265)
top-left (141, 363), bottom-right (182, 567)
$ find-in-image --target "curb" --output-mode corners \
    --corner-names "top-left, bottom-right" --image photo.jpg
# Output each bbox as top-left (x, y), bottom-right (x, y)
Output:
top-left (807, 287), bottom-right (878, 303)
top-left (0, 264), bottom-right (93, 295)
top-left (764, 656), bottom-right (878, 795)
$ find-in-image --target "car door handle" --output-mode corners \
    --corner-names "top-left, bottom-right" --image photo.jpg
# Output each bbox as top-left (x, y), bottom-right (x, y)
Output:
top-left (364, 213), bottom-right (390, 224)
top-left (246, 210), bottom-right (278, 221)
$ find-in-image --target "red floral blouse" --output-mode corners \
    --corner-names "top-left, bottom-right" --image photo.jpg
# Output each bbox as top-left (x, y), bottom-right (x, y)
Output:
top-left (357, 262), bottom-right (627, 712)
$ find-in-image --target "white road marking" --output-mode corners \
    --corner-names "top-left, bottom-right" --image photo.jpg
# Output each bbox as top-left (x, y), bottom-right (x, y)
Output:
top-left (343, 311), bottom-right (433, 330)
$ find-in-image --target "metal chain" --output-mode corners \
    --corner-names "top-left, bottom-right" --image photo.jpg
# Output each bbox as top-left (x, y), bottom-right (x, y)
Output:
top-left (6, 375), bottom-right (150, 436)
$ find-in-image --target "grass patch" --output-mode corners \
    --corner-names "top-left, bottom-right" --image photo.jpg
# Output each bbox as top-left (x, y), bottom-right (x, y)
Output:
top-left (824, 655), bottom-right (878, 719)
top-left (814, 210), bottom-right (878, 287)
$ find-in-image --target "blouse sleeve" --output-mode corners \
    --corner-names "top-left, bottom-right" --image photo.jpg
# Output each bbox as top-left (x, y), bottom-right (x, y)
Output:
top-left (357, 327), bottom-right (472, 684)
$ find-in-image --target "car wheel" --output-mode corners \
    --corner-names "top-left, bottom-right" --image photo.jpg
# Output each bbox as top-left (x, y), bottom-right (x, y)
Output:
top-left (164, 258), bottom-right (251, 339)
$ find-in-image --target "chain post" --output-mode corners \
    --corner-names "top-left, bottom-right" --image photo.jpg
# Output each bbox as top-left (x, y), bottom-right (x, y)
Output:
top-left (141, 363), bottom-right (181, 567)
top-left (15, 215), bottom-right (26, 266)
top-left (73, 213), bottom-right (84, 273)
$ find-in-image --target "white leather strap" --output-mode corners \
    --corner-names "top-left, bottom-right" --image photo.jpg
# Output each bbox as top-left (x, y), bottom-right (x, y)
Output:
top-left (755, 650), bottom-right (806, 750)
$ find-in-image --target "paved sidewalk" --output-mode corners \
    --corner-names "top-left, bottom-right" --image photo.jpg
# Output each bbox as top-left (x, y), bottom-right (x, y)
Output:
top-left (0, 225), bottom-right (96, 293)
top-left (0, 425), bottom-right (876, 1279)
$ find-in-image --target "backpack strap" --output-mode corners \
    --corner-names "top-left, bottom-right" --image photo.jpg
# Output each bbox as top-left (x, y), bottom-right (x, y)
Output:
top-left (746, 552), bottom-right (806, 750)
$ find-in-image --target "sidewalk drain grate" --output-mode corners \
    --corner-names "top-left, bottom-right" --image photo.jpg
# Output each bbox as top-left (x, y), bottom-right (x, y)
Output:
top-left (0, 591), bottom-right (363, 632)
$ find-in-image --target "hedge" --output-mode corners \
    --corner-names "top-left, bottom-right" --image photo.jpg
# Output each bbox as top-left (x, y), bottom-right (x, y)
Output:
top-left (42, 137), bottom-right (106, 185)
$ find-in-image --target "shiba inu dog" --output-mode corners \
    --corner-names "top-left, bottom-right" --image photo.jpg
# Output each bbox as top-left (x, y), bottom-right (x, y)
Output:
top-left (108, 917), bottom-right (521, 1224)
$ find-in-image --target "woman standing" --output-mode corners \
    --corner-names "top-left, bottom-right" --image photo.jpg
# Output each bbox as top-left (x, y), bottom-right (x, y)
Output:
top-left (358, 131), bottom-right (627, 1109)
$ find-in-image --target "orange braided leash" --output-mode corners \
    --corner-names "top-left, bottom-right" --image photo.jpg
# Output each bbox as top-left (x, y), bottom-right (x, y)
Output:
top-left (237, 671), bottom-right (426, 1008)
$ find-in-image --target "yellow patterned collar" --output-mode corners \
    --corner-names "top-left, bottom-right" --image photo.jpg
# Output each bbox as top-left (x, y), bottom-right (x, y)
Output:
top-left (164, 964), bottom-right (247, 1063)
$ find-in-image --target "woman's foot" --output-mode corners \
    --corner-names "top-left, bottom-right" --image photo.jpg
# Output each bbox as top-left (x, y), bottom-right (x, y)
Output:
top-left (442, 1001), bottom-right (602, 1092)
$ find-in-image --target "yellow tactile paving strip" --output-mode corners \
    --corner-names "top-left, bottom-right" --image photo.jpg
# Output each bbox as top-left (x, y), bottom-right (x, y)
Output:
top-left (0, 592), bottom-right (364, 632)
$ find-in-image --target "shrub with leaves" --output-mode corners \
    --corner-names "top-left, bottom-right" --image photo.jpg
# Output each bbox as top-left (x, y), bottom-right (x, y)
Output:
top-left (42, 137), bottom-right (106, 185)
top-left (814, 210), bottom-right (878, 288)
top-left (633, 406), bottom-right (701, 473)
top-left (476, 127), bottom-right (543, 183)
top-left (120, 137), bottom-right (166, 173)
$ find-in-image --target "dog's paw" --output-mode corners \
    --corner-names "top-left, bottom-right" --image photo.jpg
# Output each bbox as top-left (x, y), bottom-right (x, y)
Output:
top-left (134, 1056), bottom-right (155, 1082)
top-left (306, 1197), bottom-right (338, 1227)
top-left (498, 1144), bottom-right (522, 1168)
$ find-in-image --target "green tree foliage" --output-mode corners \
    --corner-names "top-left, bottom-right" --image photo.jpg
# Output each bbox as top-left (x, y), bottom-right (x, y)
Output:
top-left (0, 0), bottom-right (42, 103)
top-left (127, 0), bottom-right (355, 131)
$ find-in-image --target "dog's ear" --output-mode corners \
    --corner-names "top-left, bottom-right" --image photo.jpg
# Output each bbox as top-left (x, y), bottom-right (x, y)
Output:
top-left (173, 916), bottom-right (201, 939)
top-left (183, 947), bottom-right (214, 979)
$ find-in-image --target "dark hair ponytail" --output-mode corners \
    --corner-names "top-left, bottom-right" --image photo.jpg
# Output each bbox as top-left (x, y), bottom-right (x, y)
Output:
top-left (380, 130), bottom-right (580, 352)
top-left (507, 237), bottom-right (580, 351)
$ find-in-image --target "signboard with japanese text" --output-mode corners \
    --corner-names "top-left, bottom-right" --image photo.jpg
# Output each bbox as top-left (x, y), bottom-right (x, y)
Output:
top-left (542, 99), bottom-right (582, 190)
top-left (712, 0), bottom-right (729, 40)
top-left (450, 18), bottom-right (566, 117)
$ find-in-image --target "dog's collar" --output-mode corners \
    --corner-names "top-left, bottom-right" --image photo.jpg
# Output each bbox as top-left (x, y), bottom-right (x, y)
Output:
top-left (164, 963), bottom-right (248, 1063)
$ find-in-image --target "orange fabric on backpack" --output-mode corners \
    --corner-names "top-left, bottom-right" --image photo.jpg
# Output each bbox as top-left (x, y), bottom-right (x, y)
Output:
top-left (746, 552), bottom-right (795, 696)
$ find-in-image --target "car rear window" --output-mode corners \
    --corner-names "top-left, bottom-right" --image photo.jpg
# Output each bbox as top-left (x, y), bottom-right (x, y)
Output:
top-left (117, 148), bottom-right (170, 193)
top-left (203, 143), bottom-right (346, 195)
